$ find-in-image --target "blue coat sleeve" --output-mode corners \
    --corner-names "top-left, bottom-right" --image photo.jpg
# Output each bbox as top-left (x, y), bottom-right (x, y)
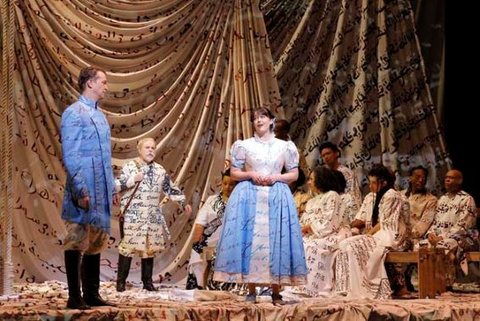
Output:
top-left (61, 108), bottom-right (89, 199)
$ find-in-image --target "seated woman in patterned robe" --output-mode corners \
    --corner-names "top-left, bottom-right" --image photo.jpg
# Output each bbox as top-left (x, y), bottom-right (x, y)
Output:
top-left (335, 164), bottom-right (410, 299)
top-left (292, 166), bottom-right (351, 297)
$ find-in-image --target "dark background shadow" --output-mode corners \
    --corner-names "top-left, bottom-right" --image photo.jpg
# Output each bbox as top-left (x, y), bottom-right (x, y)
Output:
top-left (444, 0), bottom-right (479, 205)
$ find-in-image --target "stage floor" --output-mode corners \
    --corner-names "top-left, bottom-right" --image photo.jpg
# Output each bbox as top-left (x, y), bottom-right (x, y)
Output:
top-left (1, 281), bottom-right (480, 320)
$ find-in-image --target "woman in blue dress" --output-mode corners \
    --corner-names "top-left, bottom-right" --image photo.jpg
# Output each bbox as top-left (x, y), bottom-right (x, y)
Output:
top-left (213, 108), bottom-right (308, 305)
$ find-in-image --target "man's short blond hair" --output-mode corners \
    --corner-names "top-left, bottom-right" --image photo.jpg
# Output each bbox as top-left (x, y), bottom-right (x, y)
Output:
top-left (137, 137), bottom-right (156, 151)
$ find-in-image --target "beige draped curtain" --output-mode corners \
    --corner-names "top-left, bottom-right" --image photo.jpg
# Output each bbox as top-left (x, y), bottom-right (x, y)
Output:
top-left (1, 0), bottom-right (448, 287)
top-left (0, 0), bottom-right (15, 294)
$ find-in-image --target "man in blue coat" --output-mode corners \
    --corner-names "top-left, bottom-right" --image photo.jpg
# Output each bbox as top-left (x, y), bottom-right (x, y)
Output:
top-left (61, 66), bottom-right (119, 309)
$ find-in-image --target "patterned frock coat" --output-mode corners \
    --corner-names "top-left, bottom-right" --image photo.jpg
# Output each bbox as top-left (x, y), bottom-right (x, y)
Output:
top-left (116, 160), bottom-right (186, 258)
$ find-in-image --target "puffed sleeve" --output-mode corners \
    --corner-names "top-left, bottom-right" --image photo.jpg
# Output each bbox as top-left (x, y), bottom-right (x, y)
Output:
top-left (284, 141), bottom-right (299, 171)
top-left (195, 195), bottom-right (216, 227)
top-left (230, 140), bottom-right (246, 169)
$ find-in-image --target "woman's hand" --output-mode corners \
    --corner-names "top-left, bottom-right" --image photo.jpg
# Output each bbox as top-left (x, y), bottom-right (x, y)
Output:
top-left (263, 174), bottom-right (279, 186)
top-left (251, 172), bottom-right (266, 185)
top-left (366, 223), bottom-right (380, 235)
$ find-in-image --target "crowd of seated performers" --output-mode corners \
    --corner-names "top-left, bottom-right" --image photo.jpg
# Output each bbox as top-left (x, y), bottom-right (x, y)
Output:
top-left (184, 134), bottom-right (479, 301)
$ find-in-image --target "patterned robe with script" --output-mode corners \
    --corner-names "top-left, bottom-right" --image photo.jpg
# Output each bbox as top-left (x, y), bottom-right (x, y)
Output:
top-left (116, 160), bottom-right (186, 258)
top-left (420, 191), bottom-right (477, 284)
top-left (336, 164), bottom-right (363, 209)
top-left (293, 190), bottom-right (351, 297)
top-left (335, 189), bottom-right (410, 299)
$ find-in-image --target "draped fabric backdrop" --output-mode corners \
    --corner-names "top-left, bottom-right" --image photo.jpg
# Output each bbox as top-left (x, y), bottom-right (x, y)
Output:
top-left (1, 0), bottom-right (448, 287)
top-left (409, 0), bottom-right (444, 122)
top-left (1, 0), bottom-right (15, 294)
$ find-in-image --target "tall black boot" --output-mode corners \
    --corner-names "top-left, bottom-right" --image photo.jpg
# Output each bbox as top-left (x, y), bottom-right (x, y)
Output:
top-left (64, 251), bottom-right (90, 310)
top-left (141, 258), bottom-right (157, 291)
top-left (81, 253), bottom-right (116, 306)
top-left (116, 254), bottom-right (132, 292)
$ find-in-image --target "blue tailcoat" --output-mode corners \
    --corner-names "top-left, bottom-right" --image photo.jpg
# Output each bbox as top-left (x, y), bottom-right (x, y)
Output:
top-left (60, 95), bottom-right (114, 233)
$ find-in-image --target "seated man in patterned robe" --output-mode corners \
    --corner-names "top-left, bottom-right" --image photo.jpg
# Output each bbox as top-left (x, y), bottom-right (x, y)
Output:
top-left (421, 169), bottom-right (478, 287)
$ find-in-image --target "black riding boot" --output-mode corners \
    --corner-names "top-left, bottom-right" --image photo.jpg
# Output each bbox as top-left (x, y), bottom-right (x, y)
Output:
top-left (116, 254), bottom-right (132, 292)
top-left (81, 253), bottom-right (116, 306)
top-left (141, 258), bottom-right (157, 291)
top-left (64, 251), bottom-right (90, 310)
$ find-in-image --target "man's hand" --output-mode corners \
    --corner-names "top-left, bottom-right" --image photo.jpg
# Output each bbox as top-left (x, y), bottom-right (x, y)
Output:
top-left (428, 233), bottom-right (443, 245)
top-left (302, 225), bottom-right (311, 236)
top-left (113, 193), bottom-right (120, 206)
top-left (183, 204), bottom-right (192, 216)
top-left (134, 172), bottom-right (144, 182)
top-left (78, 196), bottom-right (90, 210)
top-left (366, 223), bottom-right (380, 235)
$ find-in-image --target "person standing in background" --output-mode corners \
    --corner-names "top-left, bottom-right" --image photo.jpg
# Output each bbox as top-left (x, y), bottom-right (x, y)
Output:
top-left (115, 137), bottom-right (192, 292)
top-left (319, 142), bottom-right (362, 208)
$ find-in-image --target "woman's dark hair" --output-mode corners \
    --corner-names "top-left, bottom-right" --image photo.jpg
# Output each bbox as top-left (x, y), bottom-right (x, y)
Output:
top-left (367, 164), bottom-right (395, 189)
top-left (251, 108), bottom-right (276, 131)
top-left (221, 168), bottom-right (231, 179)
top-left (368, 164), bottom-right (395, 226)
top-left (274, 119), bottom-right (291, 140)
top-left (297, 168), bottom-right (306, 187)
top-left (313, 166), bottom-right (338, 193)
top-left (332, 170), bottom-right (346, 193)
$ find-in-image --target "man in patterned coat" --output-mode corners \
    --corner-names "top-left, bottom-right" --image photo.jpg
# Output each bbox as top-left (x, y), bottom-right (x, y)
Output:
top-left (115, 137), bottom-right (192, 292)
top-left (60, 66), bottom-right (119, 309)
top-left (423, 169), bottom-right (477, 286)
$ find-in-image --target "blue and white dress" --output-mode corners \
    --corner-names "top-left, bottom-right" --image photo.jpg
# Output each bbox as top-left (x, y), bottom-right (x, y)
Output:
top-left (213, 135), bottom-right (308, 285)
